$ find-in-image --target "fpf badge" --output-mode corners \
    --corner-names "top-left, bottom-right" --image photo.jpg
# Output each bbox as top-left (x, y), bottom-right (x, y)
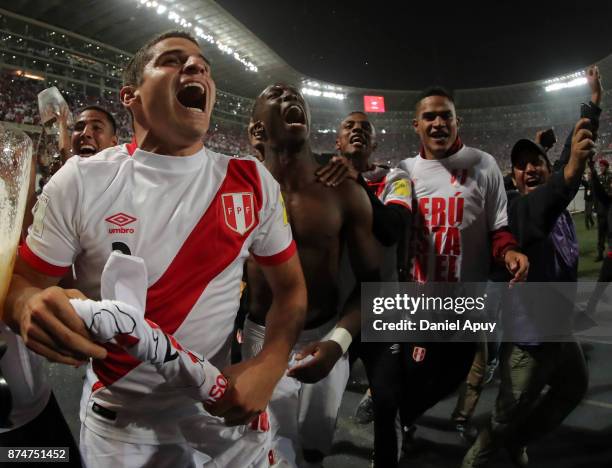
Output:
top-left (222, 193), bottom-right (255, 235)
top-left (412, 346), bottom-right (426, 363)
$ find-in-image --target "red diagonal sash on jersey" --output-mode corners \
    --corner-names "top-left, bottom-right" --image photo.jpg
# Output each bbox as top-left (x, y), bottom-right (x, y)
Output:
top-left (92, 158), bottom-right (263, 391)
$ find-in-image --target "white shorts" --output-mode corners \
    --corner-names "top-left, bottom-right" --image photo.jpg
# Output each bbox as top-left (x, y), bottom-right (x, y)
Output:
top-left (242, 317), bottom-right (350, 467)
top-left (80, 412), bottom-right (273, 468)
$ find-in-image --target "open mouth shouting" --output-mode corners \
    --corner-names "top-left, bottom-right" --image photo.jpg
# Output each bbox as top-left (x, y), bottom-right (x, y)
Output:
top-left (176, 81), bottom-right (207, 114)
top-left (78, 144), bottom-right (97, 156)
top-left (524, 175), bottom-right (541, 188)
top-left (282, 105), bottom-right (307, 129)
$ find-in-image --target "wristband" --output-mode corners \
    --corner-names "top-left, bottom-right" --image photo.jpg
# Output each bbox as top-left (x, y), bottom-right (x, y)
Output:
top-left (327, 327), bottom-right (353, 354)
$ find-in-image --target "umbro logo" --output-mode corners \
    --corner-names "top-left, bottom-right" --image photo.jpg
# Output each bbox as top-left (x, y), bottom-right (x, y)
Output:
top-left (106, 212), bottom-right (137, 234)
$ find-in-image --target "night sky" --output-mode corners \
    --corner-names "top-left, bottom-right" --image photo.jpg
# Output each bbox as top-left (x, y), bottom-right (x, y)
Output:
top-left (217, 0), bottom-right (612, 90)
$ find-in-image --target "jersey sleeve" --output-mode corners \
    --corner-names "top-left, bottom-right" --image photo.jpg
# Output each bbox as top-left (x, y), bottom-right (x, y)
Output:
top-left (20, 158), bottom-right (82, 276)
top-left (379, 168), bottom-right (413, 210)
top-left (250, 166), bottom-right (296, 266)
top-left (484, 155), bottom-right (509, 232)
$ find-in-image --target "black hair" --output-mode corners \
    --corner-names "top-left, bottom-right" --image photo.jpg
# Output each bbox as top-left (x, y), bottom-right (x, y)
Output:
top-left (78, 105), bottom-right (117, 135)
top-left (252, 83), bottom-right (308, 119)
top-left (347, 110), bottom-right (368, 118)
top-left (416, 86), bottom-right (455, 111)
top-left (122, 30), bottom-right (200, 87)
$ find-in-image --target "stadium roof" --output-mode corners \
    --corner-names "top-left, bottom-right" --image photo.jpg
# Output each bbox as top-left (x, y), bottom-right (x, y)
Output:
top-left (3, 1), bottom-right (612, 110)
top-left (3, 0), bottom-right (305, 99)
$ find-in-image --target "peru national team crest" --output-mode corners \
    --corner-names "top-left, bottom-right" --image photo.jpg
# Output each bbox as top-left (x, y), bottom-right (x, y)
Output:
top-left (412, 346), bottom-right (426, 363)
top-left (222, 193), bottom-right (255, 235)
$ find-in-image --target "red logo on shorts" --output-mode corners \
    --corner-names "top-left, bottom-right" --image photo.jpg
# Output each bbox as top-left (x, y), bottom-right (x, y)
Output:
top-left (268, 449), bottom-right (276, 465)
top-left (250, 410), bottom-right (270, 432)
top-left (222, 193), bottom-right (255, 235)
top-left (412, 346), bottom-right (426, 362)
top-left (106, 213), bottom-right (137, 234)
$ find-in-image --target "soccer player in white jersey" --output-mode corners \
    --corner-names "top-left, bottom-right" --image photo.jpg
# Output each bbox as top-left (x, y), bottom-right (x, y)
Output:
top-left (3, 31), bottom-right (307, 467)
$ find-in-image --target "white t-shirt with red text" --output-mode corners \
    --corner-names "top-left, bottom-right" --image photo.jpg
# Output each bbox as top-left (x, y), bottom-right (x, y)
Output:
top-left (399, 145), bottom-right (507, 282)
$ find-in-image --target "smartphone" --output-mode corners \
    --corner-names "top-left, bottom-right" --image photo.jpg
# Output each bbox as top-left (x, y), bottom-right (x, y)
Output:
top-left (580, 103), bottom-right (597, 130)
top-left (539, 128), bottom-right (556, 149)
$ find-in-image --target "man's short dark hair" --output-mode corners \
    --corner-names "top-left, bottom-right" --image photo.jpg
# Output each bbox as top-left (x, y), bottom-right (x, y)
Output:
top-left (252, 83), bottom-right (309, 121)
top-left (416, 86), bottom-right (455, 110)
top-left (122, 30), bottom-right (200, 87)
top-left (346, 110), bottom-right (368, 118)
top-left (78, 105), bottom-right (117, 135)
top-left (340, 111), bottom-right (375, 133)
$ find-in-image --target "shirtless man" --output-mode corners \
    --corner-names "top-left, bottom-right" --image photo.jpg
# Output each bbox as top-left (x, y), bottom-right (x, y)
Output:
top-left (241, 84), bottom-right (381, 467)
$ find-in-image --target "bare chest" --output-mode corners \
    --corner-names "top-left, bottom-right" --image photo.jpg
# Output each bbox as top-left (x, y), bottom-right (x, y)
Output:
top-left (282, 186), bottom-right (343, 248)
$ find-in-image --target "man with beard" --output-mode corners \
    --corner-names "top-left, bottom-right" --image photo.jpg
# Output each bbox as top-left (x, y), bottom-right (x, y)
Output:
top-left (241, 85), bottom-right (381, 467)
top-left (383, 87), bottom-right (528, 468)
top-left (4, 31), bottom-right (307, 467)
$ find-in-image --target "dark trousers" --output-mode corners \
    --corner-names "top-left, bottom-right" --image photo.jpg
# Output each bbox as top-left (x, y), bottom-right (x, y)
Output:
top-left (597, 213), bottom-right (608, 256)
top-left (462, 341), bottom-right (588, 467)
top-left (586, 256), bottom-right (612, 316)
top-left (361, 341), bottom-right (476, 468)
top-left (0, 393), bottom-right (82, 467)
top-left (585, 200), bottom-right (594, 229)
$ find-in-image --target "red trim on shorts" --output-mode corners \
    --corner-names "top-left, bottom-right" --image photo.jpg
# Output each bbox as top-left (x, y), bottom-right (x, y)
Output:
top-left (386, 199), bottom-right (412, 210)
top-left (607, 251), bottom-right (612, 259)
top-left (92, 158), bottom-right (264, 390)
top-left (252, 240), bottom-right (297, 266)
top-left (18, 243), bottom-right (71, 277)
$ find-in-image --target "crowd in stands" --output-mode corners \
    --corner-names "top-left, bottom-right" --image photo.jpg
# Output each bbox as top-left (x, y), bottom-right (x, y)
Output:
top-left (1, 67), bottom-right (611, 172)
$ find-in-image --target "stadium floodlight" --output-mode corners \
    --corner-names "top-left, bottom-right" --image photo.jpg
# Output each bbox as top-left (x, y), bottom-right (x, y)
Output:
top-left (301, 87), bottom-right (346, 100)
top-left (13, 70), bottom-right (44, 81)
top-left (543, 71), bottom-right (587, 92)
top-left (128, 0), bottom-right (258, 72)
top-left (544, 77), bottom-right (587, 92)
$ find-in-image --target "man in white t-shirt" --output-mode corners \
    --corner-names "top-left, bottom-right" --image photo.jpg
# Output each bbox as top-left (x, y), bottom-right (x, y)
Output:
top-left (362, 88), bottom-right (529, 468)
top-left (3, 31), bottom-right (307, 467)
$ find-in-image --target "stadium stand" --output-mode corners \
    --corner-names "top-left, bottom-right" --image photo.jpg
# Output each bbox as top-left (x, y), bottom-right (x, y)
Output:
top-left (1, 10), bottom-right (611, 168)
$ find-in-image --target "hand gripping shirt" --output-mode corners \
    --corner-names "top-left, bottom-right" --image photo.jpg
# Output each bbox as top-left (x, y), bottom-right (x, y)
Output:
top-left (399, 146), bottom-right (508, 282)
top-left (20, 144), bottom-right (295, 443)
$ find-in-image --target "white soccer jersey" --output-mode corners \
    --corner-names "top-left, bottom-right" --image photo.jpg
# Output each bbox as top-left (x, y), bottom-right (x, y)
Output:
top-left (399, 145), bottom-right (508, 282)
top-left (363, 166), bottom-right (413, 211)
top-left (21, 144), bottom-right (295, 443)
